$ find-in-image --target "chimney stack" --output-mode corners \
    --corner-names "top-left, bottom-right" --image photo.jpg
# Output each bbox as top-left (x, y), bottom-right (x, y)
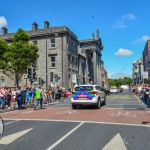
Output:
top-left (32, 22), bottom-right (38, 30)
top-left (1, 26), bottom-right (8, 35)
top-left (44, 20), bottom-right (49, 29)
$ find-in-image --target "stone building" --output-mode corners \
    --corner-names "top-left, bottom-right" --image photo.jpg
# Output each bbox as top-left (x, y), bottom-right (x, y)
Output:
top-left (142, 40), bottom-right (150, 83)
top-left (132, 57), bottom-right (143, 85)
top-left (0, 21), bottom-right (105, 89)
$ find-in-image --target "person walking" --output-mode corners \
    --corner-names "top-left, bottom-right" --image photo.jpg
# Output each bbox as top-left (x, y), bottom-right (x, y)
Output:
top-left (34, 85), bottom-right (43, 110)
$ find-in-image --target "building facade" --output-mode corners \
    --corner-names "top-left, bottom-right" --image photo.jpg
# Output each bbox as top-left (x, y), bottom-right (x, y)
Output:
top-left (132, 57), bottom-right (143, 85)
top-left (0, 21), bottom-right (106, 89)
top-left (142, 40), bottom-right (150, 83)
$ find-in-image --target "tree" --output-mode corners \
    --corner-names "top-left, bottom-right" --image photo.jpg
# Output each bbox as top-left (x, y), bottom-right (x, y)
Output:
top-left (0, 29), bottom-right (38, 87)
top-left (0, 37), bottom-right (8, 62)
top-left (108, 77), bottom-right (133, 87)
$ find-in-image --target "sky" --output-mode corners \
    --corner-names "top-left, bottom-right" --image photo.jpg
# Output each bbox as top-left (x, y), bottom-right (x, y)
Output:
top-left (0, 0), bottom-right (150, 79)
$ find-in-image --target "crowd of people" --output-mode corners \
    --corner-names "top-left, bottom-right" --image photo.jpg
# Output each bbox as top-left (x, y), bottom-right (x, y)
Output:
top-left (132, 83), bottom-right (150, 107)
top-left (0, 85), bottom-right (66, 110)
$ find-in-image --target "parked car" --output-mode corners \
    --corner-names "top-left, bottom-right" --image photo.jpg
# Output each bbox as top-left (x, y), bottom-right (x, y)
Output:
top-left (63, 91), bottom-right (72, 98)
top-left (71, 84), bottom-right (106, 109)
top-left (110, 88), bottom-right (118, 93)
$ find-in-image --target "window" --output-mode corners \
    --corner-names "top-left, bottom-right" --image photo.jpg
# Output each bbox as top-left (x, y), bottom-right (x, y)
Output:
top-left (68, 56), bottom-right (71, 67)
top-left (50, 39), bottom-right (55, 48)
top-left (75, 86), bottom-right (93, 91)
top-left (0, 77), bottom-right (5, 87)
top-left (134, 66), bottom-right (137, 69)
top-left (33, 40), bottom-right (37, 45)
top-left (51, 56), bottom-right (56, 68)
top-left (95, 86), bottom-right (100, 91)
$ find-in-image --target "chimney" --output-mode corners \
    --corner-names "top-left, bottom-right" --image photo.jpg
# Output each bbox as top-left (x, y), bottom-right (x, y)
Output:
top-left (32, 22), bottom-right (38, 30)
top-left (92, 32), bottom-right (95, 40)
top-left (44, 20), bottom-right (49, 29)
top-left (1, 26), bottom-right (8, 35)
top-left (96, 29), bottom-right (100, 39)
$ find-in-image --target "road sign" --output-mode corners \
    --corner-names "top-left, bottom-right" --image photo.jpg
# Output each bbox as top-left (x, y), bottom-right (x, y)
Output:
top-left (72, 74), bottom-right (77, 83)
top-left (142, 72), bottom-right (148, 79)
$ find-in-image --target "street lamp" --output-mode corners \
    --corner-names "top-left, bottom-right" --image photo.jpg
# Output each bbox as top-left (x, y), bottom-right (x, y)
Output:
top-left (46, 34), bottom-right (48, 89)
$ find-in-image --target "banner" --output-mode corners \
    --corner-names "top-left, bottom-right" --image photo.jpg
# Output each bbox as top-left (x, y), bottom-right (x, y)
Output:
top-left (142, 72), bottom-right (148, 79)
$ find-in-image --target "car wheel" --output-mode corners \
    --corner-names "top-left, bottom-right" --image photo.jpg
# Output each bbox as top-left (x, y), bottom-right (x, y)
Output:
top-left (72, 104), bottom-right (77, 109)
top-left (96, 98), bottom-right (101, 109)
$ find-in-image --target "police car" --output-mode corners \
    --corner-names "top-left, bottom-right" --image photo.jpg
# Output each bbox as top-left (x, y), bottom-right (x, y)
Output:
top-left (71, 84), bottom-right (106, 109)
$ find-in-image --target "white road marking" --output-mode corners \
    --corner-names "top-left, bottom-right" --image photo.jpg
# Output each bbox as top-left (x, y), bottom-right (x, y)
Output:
top-left (4, 120), bottom-right (19, 126)
top-left (102, 133), bottom-right (127, 150)
top-left (2, 118), bottom-right (150, 127)
top-left (46, 122), bottom-right (84, 150)
top-left (0, 128), bottom-right (33, 145)
top-left (57, 110), bottom-right (79, 115)
top-left (21, 111), bottom-right (33, 114)
top-left (111, 111), bottom-right (136, 117)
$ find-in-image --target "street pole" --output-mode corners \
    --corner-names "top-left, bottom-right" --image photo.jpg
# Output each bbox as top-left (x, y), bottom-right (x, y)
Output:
top-left (46, 34), bottom-right (48, 89)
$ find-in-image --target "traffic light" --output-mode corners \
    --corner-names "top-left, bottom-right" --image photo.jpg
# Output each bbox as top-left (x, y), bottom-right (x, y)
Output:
top-left (32, 67), bottom-right (37, 79)
top-left (27, 67), bottom-right (32, 78)
top-left (50, 72), bottom-right (53, 82)
top-left (55, 74), bottom-right (58, 82)
top-left (38, 77), bottom-right (41, 85)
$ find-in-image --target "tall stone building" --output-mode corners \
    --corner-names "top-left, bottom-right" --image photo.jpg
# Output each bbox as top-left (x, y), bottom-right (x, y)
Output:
top-left (132, 57), bottom-right (143, 85)
top-left (142, 40), bottom-right (150, 82)
top-left (0, 21), bottom-right (105, 89)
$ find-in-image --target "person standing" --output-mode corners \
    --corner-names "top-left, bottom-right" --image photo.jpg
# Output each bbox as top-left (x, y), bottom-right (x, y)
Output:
top-left (11, 88), bottom-right (17, 109)
top-left (25, 87), bottom-right (32, 108)
top-left (6, 88), bottom-right (12, 109)
top-left (0, 87), bottom-right (6, 109)
top-left (22, 86), bottom-right (27, 108)
top-left (34, 85), bottom-right (43, 110)
top-left (47, 86), bottom-right (53, 103)
top-left (16, 86), bottom-right (23, 110)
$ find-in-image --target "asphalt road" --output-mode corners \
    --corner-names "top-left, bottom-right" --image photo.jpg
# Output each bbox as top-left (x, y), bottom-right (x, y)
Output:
top-left (0, 92), bottom-right (150, 150)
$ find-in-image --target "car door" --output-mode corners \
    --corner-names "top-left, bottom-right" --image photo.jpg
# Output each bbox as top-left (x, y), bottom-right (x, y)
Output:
top-left (98, 86), bottom-right (105, 101)
top-left (95, 86), bottom-right (103, 101)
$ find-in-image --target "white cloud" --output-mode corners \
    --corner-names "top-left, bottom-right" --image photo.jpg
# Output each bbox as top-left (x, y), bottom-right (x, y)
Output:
top-left (0, 16), bottom-right (7, 28)
top-left (113, 20), bottom-right (126, 29)
top-left (133, 35), bottom-right (150, 43)
top-left (108, 73), bottom-right (130, 79)
top-left (112, 13), bottom-right (136, 29)
top-left (121, 13), bottom-right (136, 20)
top-left (115, 48), bottom-right (134, 56)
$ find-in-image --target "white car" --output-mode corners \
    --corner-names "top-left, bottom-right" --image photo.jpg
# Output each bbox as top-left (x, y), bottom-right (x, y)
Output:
top-left (71, 84), bottom-right (106, 109)
top-left (110, 88), bottom-right (118, 93)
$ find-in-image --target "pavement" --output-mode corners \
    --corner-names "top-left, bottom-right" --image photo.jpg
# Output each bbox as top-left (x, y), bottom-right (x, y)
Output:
top-left (0, 98), bottom-right (70, 114)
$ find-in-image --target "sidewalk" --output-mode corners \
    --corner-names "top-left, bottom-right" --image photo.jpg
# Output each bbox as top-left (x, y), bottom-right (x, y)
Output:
top-left (0, 97), bottom-right (70, 113)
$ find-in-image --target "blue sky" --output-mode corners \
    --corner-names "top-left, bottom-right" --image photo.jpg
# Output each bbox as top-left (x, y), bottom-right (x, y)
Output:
top-left (0, 0), bottom-right (150, 79)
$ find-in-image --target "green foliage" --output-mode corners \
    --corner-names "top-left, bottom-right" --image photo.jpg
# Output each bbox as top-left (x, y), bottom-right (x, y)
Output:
top-left (0, 37), bottom-right (8, 61)
top-left (108, 77), bottom-right (133, 87)
top-left (0, 28), bottom-right (38, 86)
top-left (12, 28), bottom-right (29, 43)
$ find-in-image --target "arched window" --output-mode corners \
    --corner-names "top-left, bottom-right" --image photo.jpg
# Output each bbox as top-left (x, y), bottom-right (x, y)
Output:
top-left (0, 76), bottom-right (5, 87)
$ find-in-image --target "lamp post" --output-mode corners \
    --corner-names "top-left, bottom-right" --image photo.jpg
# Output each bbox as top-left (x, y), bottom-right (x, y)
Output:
top-left (46, 34), bottom-right (48, 89)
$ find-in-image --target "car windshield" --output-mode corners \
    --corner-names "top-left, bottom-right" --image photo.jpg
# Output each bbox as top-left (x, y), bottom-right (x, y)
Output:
top-left (75, 86), bottom-right (93, 91)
